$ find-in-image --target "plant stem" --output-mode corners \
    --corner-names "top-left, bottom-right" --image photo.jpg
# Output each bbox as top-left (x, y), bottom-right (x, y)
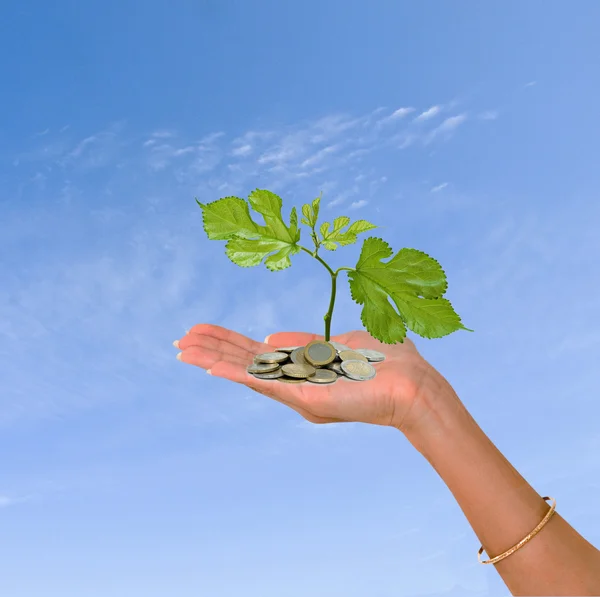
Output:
top-left (298, 245), bottom-right (354, 341)
top-left (324, 271), bottom-right (337, 341)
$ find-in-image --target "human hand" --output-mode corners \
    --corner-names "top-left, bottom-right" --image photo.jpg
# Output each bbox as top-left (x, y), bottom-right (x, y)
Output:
top-left (174, 324), bottom-right (450, 432)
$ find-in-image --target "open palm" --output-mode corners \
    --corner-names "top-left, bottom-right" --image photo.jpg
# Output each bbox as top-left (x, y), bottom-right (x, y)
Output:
top-left (175, 324), bottom-right (437, 430)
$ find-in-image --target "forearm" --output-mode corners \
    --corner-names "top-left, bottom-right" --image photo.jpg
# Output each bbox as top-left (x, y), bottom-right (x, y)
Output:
top-left (402, 371), bottom-right (600, 596)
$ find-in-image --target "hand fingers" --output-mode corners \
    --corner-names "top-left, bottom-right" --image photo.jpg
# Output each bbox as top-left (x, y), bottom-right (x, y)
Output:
top-left (264, 331), bottom-right (323, 347)
top-left (264, 331), bottom-right (363, 348)
top-left (187, 323), bottom-right (269, 355)
top-left (177, 337), bottom-right (348, 426)
top-left (178, 344), bottom-right (250, 370)
top-left (178, 332), bottom-right (255, 362)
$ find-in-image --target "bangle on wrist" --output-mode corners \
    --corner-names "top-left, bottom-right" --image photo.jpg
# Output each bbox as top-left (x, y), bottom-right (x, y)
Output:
top-left (477, 496), bottom-right (556, 565)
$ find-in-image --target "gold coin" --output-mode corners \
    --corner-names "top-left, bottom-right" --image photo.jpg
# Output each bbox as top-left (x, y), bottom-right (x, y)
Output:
top-left (247, 362), bottom-right (280, 374)
top-left (254, 351), bottom-right (290, 364)
top-left (303, 341), bottom-right (336, 366)
top-left (338, 350), bottom-right (368, 363)
top-left (277, 376), bottom-right (306, 384)
top-left (252, 369), bottom-right (284, 379)
top-left (307, 369), bottom-right (338, 384)
top-left (326, 361), bottom-right (345, 375)
top-left (290, 347), bottom-right (308, 365)
top-left (281, 363), bottom-right (316, 379)
top-left (340, 359), bottom-right (376, 381)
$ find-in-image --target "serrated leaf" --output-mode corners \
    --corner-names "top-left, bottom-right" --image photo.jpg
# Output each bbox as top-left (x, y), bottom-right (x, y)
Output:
top-left (332, 216), bottom-right (350, 233)
top-left (301, 204), bottom-right (312, 223)
top-left (265, 244), bottom-right (301, 271)
top-left (312, 194), bottom-right (321, 223)
top-left (289, 206), bottom-right (299, 240)
top-left (322, 241), bottom-right (338, 251)
top-left (248, 189), bottom-right (297, 243)
top-left (346, 219), bottom-right (378, 236)
top-left (348, 237), bottom-right (471, 343)
top-left (198, 190), bottom-right (301, 271)
top-left (320, 216), bottom-right (377, 247)
top-left (300, 194), bottom-right (322, 229)
top-left (196, 197), bottom-right (259, 241)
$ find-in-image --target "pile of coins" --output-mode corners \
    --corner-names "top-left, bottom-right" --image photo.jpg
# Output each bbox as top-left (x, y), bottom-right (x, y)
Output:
top-left (246, 340), bottom-right (385, 384)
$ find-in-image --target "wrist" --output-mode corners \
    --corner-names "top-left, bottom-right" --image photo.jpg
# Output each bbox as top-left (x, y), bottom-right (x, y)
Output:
top-left (394, 366), bottom-right (472, 457)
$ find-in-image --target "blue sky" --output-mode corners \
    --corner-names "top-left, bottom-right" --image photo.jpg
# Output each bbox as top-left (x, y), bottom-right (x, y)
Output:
top-left (1, 1), bottom-right (600, 595)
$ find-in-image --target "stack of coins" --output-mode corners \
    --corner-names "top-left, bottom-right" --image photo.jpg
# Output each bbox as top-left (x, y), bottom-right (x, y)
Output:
top-left (246, 340), bottom-right (385, 384)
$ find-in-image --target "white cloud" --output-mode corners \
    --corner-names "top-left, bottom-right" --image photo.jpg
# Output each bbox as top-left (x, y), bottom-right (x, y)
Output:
top-left (325, 185), bottom-right (359, 208)
top-left (376, 107), bottom-right (415, 127)
top-left (327, 197), bottom-right (344, 208)
top-left (525, 80), bottom-right (537, 88)
top-left (231, 144), bottom-right (252, 157)
top-left (426, 114), bottom-right (468, 144)
top-left (431, 182), bottom-right (449, 193)
top-left (415, 105), bottom-right (441, 121)
top-left (390, 107), bottom-right (414, 119)
top-left (69, 134), bottom-right (100, 158)
top-left (437, 114), bottom-right (467, 132)
top-left (301, 144), bottom-right (340, 168)
top-left (349, 199), bottom-right (368, 209)
top-left (146, 143), bottom-right (197, 171)
top-left (395, 132), bottom-right (417, 149)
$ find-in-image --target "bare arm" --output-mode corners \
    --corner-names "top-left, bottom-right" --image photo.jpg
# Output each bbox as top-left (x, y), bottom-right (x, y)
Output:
top-left (176, 325), bottom-right (600, 596)
top-left (401, 371), bottom-right (600, 596)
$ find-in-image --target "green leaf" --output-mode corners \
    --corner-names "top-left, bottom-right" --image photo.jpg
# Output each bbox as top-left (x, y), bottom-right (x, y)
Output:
top-left (319, 216), bottom-right (377, 251)
top-left (348, 237), bottom-right (471, 343)
top-left (301, 204), bottom-right (312, 224)
top-left (311, 194), bottom-right (321, 223)
top-left (300, 193), bottom-right (322, 229)
top-left (289, 206), bottom-right (299, 240)
top-left (196, 197), bottom-right (259, 241)
top-left (198, 190), bottom-right (301, 271)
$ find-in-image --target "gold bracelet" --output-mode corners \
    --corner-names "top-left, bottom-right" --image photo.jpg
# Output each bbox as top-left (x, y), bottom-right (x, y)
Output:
top-left (478, 496), bottom-right (556, 565)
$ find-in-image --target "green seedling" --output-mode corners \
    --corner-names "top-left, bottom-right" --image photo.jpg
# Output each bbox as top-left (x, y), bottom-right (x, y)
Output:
top-left (196, 189), bottom-right (472, 344)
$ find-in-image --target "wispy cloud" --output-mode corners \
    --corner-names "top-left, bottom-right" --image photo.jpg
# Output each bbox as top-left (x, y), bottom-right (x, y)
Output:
top-left (349, 199), bottom-right (368, 209)
top-left (525, 80), bottom-right (537, 88)
top-left (376, 107), bottom-right (415, 127)
top-left (415, 105), bottom-right (441, 121)
top-left (300, 144), bottom-right (340, 168)
top-left (431, 182), bottom-right (449, 193)
top-left (426, 114), bottom-right (468, 144)
top-left (231, 144), bottom-right (252, 157)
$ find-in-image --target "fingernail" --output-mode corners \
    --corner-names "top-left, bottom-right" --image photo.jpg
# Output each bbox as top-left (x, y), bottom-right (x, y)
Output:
top-left (264, 334), bottom-right (271, 343)
top-left (173, 340), bottom-right (180, 348)
top-left (185, 328), bottom-right (190, 335)
top-left (206, 369), bottom-right (212, 375)
top-left (176, 352), bottom-right (182, 361)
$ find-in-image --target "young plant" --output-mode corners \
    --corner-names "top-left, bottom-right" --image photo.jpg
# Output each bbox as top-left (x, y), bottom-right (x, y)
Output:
top-left (196, 189), bottom-right (472, 344)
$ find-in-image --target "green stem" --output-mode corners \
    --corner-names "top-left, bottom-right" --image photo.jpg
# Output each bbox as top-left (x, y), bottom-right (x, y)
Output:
top-left (298, 245), bottom-right (354, 341)
top-left (324, 272), bottom-right (337, 341)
